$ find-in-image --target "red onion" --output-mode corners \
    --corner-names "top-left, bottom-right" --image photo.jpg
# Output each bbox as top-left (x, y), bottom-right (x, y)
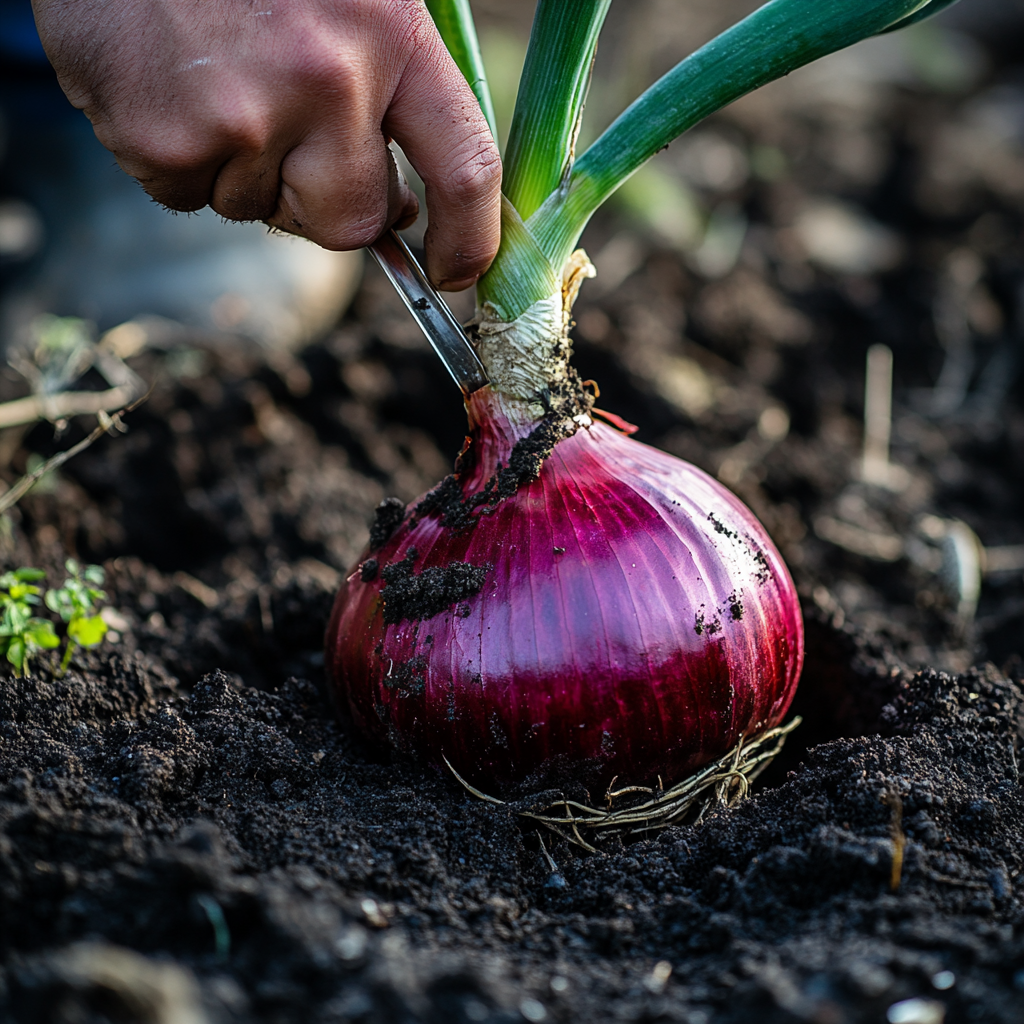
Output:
top-left (320, 0), bottom-right (937, 792)
top-left (326, 386), bottom-right (802, 791)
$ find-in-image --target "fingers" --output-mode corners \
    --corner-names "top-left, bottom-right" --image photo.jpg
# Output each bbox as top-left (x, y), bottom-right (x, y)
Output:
top-left (385, 31), bottom-right (502, 290)
top-left (94, 119), bottom-right (224, 214)
top-left (37, 0), bottom-right (497, 270)
top-left (105, 81), bottom-right (420, 246)
top-left (267, 128), bottom-right (419, 250)
top-left (91, 94), bottom-right (286, 219)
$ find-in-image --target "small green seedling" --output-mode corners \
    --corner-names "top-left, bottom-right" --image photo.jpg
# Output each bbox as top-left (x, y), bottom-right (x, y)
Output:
top-left (0, 568), bottom-right (60, 676)
top-left (46, 559), bottom-right (109, 675)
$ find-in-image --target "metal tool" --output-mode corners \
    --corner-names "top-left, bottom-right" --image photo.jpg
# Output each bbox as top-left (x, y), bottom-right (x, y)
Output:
top-left (367, 231), bottom-right (489, 396)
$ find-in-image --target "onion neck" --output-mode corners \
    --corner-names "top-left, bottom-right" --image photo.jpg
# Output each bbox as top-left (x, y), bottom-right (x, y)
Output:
top-left (418, 249), bottom-right (597, 525)
top-left (472, 248), bottom-right (596, 418)
top-left (474, 292), bottom-right (564, 416)
top-left (463, 389), bottom-right (544, 477)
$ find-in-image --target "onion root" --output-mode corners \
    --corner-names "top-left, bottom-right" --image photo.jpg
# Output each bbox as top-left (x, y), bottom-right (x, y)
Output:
top-left (444, 716), bottom-right (802, 852)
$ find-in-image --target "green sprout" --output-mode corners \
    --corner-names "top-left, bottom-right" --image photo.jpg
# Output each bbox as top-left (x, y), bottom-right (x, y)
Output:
top-left (45, 559), bottom-right (109, 675)
top-left (0, 568), bottom-right (60, 676)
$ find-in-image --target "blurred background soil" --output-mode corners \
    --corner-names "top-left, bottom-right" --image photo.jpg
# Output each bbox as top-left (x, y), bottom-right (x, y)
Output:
top-left (2, 3), bottom-right (1024, 1022)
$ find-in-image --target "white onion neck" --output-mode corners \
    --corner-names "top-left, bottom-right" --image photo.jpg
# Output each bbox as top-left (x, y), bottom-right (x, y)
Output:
top-left (472, 249), bottom-right (595, 412)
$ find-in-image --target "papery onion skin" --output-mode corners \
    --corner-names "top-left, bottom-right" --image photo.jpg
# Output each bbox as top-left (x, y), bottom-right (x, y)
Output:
top-left (326, 387), bottom-right (803, 792)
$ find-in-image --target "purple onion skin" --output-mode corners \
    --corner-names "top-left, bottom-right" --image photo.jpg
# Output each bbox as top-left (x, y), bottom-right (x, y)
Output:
top-left (327, 388), bottom-right (803, 792)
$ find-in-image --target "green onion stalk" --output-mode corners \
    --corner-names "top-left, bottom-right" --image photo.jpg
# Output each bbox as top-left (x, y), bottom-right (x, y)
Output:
top-left (428, 0), bottom-right (954, 424)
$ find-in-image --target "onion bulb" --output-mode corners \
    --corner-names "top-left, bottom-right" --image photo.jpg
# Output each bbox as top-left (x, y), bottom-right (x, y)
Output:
top-left (320, 0), bottom-right (935, 790)
top-left (326, 371), bottom-right (802, 791)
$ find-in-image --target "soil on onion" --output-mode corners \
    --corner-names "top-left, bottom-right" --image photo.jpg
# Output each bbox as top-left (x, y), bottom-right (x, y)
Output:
top-left (4, 34), bottom-right (1024, 1024)
top-left (411, 384), bottom-right (590, 536)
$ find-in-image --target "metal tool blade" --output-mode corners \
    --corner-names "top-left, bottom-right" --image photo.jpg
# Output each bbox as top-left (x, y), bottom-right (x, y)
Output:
top-left (367, 231), bottom-right (489, 396)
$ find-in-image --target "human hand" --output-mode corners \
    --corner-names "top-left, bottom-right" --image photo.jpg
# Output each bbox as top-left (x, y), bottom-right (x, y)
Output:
top-left (31, 0), bottom-right (502, 290)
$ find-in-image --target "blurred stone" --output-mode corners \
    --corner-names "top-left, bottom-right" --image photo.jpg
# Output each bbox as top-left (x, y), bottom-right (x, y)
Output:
top-left (17, 942), bottom-right (207, 1024)
top-left (675, 131), bottom-right (750, 192)
top-left (886, 997), bottom-right (946, 1024)
top-left (0, 198), bottom-right (43, 261)
top-left (792, 200), bottom-right (904, 275)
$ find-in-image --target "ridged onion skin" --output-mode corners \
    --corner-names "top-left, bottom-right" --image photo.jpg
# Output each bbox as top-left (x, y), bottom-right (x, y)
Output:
top-left (326, 387), bottom-right (803, 792)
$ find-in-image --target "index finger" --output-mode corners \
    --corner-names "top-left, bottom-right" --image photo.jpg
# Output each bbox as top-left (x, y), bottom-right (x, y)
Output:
top-left (384, 26), bottom-right (502, 291)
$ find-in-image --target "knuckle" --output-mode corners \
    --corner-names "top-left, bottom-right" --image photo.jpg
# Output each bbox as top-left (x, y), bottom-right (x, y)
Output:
top-left (316, 208), bottom-right (389, 252)
top-left (128, 131), bottom-right (213, 177)
top-left (446, 138), bottom-right (503, 201)
top-left (220, 109), bottom-right (271, 156)
top-left (288, 30), bottom-right (361, 105)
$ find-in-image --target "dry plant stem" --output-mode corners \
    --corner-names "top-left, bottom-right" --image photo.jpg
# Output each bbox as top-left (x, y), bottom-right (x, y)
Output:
top-left (445, 718), bottom-right (802, 852)
top-left (0, 385), bottom-right (141, 431)
top-left (861, 343), bottom-right (893, 484)
top-left (0, 392), bottom-right (150, 516)
top-left (0, 332), bottom-right (146, 431)
top-left (886, 790), bottom-right (906, 891)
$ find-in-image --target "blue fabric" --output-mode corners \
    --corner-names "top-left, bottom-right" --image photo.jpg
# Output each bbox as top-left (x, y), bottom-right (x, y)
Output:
top-left (0, 0), bottom-right (48, 64)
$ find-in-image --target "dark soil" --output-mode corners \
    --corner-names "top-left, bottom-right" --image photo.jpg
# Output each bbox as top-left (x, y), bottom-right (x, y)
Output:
top-left (378, 550), bottom-right (491, 626)
top-left (3, 22), bottom-right (1024, 1024)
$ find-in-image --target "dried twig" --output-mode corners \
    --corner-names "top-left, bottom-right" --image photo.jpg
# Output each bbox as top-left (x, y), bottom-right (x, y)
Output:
top-left (445, 717), bottom-right (802, 851)
top-left (860, 344), bottom-right (909, 491)
top-left (884, 789), bottom-right (906, 892)
top-left (0, 392), bottom-right (150, 516)
top-left (0, 321), bottom-right (147, 431)
top-left (0, 386), bottom-right (141, 431)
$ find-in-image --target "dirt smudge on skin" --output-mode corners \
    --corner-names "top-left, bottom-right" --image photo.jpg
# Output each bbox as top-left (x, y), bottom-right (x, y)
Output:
top-left (415, 377), bottom-right (593, 532)
top-left (379, 548), bottom-right (491, 624)
top-left (369, 497), bottom-right (407, 550)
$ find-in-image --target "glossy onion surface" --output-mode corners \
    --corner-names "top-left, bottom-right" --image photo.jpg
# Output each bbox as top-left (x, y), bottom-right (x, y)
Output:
top-left (327, 388), bottom-right (803, 791)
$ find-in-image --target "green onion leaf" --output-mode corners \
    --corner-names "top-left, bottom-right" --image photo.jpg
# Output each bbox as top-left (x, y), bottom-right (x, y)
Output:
top-left (477, 197), bottom-right (559, 322)
top-left (503, 0), bottom-right (612, 221)
top-left (527, 0), bottom-right (933, 269)
top-left (426, 0), bottom-right (498, 141)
